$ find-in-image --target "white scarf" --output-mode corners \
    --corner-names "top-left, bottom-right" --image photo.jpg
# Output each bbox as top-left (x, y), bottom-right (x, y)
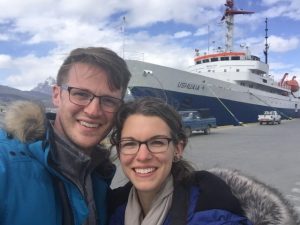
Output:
top-left (124, 175), bottom-right (174, 225)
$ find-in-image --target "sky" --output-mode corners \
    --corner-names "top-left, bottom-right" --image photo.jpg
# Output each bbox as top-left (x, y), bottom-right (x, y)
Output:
top-left (0, 0), bottom-right (300, 90)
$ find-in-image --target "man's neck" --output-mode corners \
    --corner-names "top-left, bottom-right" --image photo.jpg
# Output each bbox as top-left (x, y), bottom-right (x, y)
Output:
top-left (52, 122), bottom-right (95, 156)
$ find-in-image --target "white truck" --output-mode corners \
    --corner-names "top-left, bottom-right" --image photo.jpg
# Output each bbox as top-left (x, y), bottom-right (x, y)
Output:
top-left (258, 111), bottom-right (281, 125)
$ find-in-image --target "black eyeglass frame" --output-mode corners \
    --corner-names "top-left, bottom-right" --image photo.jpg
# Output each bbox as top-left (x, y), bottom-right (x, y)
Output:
top-left (60, 84), bottom-right (123, 113)
top-left (117, 137), bottom-right (173, 155)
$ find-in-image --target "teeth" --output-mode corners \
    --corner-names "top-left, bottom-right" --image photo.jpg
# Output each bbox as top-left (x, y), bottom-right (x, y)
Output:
top-left (135, 168), bottom-right (155, 174)
top-left (80, 121), bottom-right (99, 128)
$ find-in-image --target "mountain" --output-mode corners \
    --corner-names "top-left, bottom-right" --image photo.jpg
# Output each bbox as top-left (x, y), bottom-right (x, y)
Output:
top-left (30, 76), bottom-right (135, 102)
top-left (1, 75), bottom-right (134, 112)
top-left (31, 76), bottom-right (56, 95)
top-left (0, 84), bottom-right (53, 108)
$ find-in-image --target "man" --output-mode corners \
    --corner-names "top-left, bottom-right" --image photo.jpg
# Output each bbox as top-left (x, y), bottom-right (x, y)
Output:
top-left (0, 47), bottom-right (131, 225)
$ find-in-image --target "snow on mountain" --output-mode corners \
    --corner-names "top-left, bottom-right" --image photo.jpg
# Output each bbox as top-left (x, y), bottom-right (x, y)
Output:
top-left (31, 76), bottom-right (56, 95)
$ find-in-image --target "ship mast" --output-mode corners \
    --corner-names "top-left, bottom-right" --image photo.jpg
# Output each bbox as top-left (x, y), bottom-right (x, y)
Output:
top-left (221, 0), bottom-right (254, 52)
top-left (121, 16), bottom-right (126, 59)
top-left (264, 18), bottom-right (269, 64)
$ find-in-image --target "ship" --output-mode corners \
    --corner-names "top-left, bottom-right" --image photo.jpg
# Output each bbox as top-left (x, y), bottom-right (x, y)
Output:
top-left (125, 0), bottom-right (300, 125)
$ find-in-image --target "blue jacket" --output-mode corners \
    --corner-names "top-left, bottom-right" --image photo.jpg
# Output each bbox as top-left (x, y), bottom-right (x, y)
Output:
top-left (0, 120), bottom-right (114, 225)
top-left (108, 171), bottom-right (252, 225)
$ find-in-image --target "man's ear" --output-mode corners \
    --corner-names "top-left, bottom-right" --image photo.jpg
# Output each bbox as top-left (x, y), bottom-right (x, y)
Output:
top-left (52, 85), bottom-right (61, 107)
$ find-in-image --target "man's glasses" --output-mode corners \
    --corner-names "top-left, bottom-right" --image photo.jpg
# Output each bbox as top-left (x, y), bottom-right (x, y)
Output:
top-left (60, 85), bottom-right (123, 113)
top-left (118, 137), bottom-right (173, 155)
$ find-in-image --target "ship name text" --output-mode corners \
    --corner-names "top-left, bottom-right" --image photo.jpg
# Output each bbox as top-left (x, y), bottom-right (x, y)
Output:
top-left (177, 82), bottom-right (200, 90)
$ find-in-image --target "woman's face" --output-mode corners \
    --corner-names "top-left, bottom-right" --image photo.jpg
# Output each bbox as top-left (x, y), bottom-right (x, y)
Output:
top-left (119, 114), bottom-right (183, 196)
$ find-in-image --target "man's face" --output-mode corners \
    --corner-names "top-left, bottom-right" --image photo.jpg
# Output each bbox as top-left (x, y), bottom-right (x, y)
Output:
top-left (52, 62), bottom-right (123, 152)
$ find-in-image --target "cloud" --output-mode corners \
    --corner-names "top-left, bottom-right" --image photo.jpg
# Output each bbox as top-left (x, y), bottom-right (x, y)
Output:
top-left (261, 0), bottom-right (290, 6)
top-left (0, 34), bottom-right (10, 41)
top-left (260, 0), bottom-right (300, 20)
top-left (119, 0), bottom-right (223, 28)
top-left (123, 30), bottom-right (193, 69)
top-left (194, 27), bottom-right (209, 36)
top-left (174, 31), bottom-right (192, 39)
top-left (0, 55), bottom-right (12, 68)
top-left (268, 36), bottom-right (299, 52)
top-left (3, 54), bottom-right (60, 90)
top-left (268, 60), bottom-right (300, 85)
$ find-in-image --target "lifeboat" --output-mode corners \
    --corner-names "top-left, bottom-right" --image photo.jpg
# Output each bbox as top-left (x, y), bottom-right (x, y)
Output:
top-left (285, 76), bottom-right (299, 92)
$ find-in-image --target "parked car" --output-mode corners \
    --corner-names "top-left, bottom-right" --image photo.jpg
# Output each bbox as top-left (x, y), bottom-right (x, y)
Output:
top-left (258, 111), bottom-right (281, 125)
top-left (179, 109), bottom-right (217, 137)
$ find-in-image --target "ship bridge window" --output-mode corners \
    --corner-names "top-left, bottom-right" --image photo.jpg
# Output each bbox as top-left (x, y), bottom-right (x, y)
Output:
top-left (221, 57), bottom-right (229, 61)
top-left (196, 61), bottom-right (201, 64)
top-left (263, 79), bottom-right (267, 83)
top-left (251, 55), bottom-right (260, 61)
top-left (203, 59), bottom-right (209, 63)
top-left (231, 56), bottom-right (240, 60)
top-left (211, 57), bottom-right (218, 62)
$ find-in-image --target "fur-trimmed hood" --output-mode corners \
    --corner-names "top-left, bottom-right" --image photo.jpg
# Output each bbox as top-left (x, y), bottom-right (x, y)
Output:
top-left (4, 100), bottom-right (46, 142)
top-left (209, 168), bottom-right (300, 225)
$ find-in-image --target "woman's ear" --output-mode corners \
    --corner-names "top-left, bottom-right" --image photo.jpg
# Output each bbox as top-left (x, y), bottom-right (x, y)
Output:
top-left (175, 140), bottom-right (184, 157)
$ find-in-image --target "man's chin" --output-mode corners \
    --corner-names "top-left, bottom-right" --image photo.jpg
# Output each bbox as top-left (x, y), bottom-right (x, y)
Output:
top-left (72, 137), bottom-right (100, 152)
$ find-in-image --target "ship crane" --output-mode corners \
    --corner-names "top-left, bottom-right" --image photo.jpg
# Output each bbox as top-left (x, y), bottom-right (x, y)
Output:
top-left (285, 76), bottom-right (299, 93)
top-left (279, 73), bottom-right (300, 93)
top-left (221, 0), bottom-right (254, 52)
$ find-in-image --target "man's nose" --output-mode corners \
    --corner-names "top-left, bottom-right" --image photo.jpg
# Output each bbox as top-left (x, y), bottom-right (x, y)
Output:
top-left (83, 97), bottom-right (104, 116)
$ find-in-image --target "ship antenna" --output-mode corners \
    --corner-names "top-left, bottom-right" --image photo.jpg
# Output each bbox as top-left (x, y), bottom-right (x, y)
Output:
top-left (264, 18), bottom-right (269, 64)
top-left (121, 16), bottom-right (126, 59)
top-left (207, 24), bottom-right (210, 53)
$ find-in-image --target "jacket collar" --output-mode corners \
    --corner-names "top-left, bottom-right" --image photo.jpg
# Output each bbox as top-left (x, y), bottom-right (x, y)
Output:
top-left (27, 117), bottom-right (115, 186)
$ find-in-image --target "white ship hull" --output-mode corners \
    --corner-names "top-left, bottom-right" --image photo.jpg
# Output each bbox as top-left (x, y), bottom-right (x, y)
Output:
top-left (126, 60), bottom-right (300, 125)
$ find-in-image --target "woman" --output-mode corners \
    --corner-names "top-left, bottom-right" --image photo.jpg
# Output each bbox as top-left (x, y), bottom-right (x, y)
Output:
top-left (108, 97), bottom-right (299, 225)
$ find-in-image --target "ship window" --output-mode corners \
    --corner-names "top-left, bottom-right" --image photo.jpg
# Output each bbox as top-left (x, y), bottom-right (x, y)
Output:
top-left (236, 69), bottom-right (240, 72)
top-left (221, 57), bottom-right (229, 61)
top-left (208, 70), bottom-right (211, 72)
top-left (251, 55), bottom-right (260, 61)
top-left (211, 58), bottom-right (218, 62)
top-left (224, 69), bottom-right (227, 72)
top-left (231, 56), bottom-right (240, 60)
top-left (263, 79), bottom-right (267, 83)
top-left (196, 61), bottom-right (201, 64)
top-left (203, 59), bottom-right (209, 63)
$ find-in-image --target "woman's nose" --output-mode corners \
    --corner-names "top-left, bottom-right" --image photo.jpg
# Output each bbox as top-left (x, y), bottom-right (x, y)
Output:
top-left (136, 143), bottom-right (152, 161)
